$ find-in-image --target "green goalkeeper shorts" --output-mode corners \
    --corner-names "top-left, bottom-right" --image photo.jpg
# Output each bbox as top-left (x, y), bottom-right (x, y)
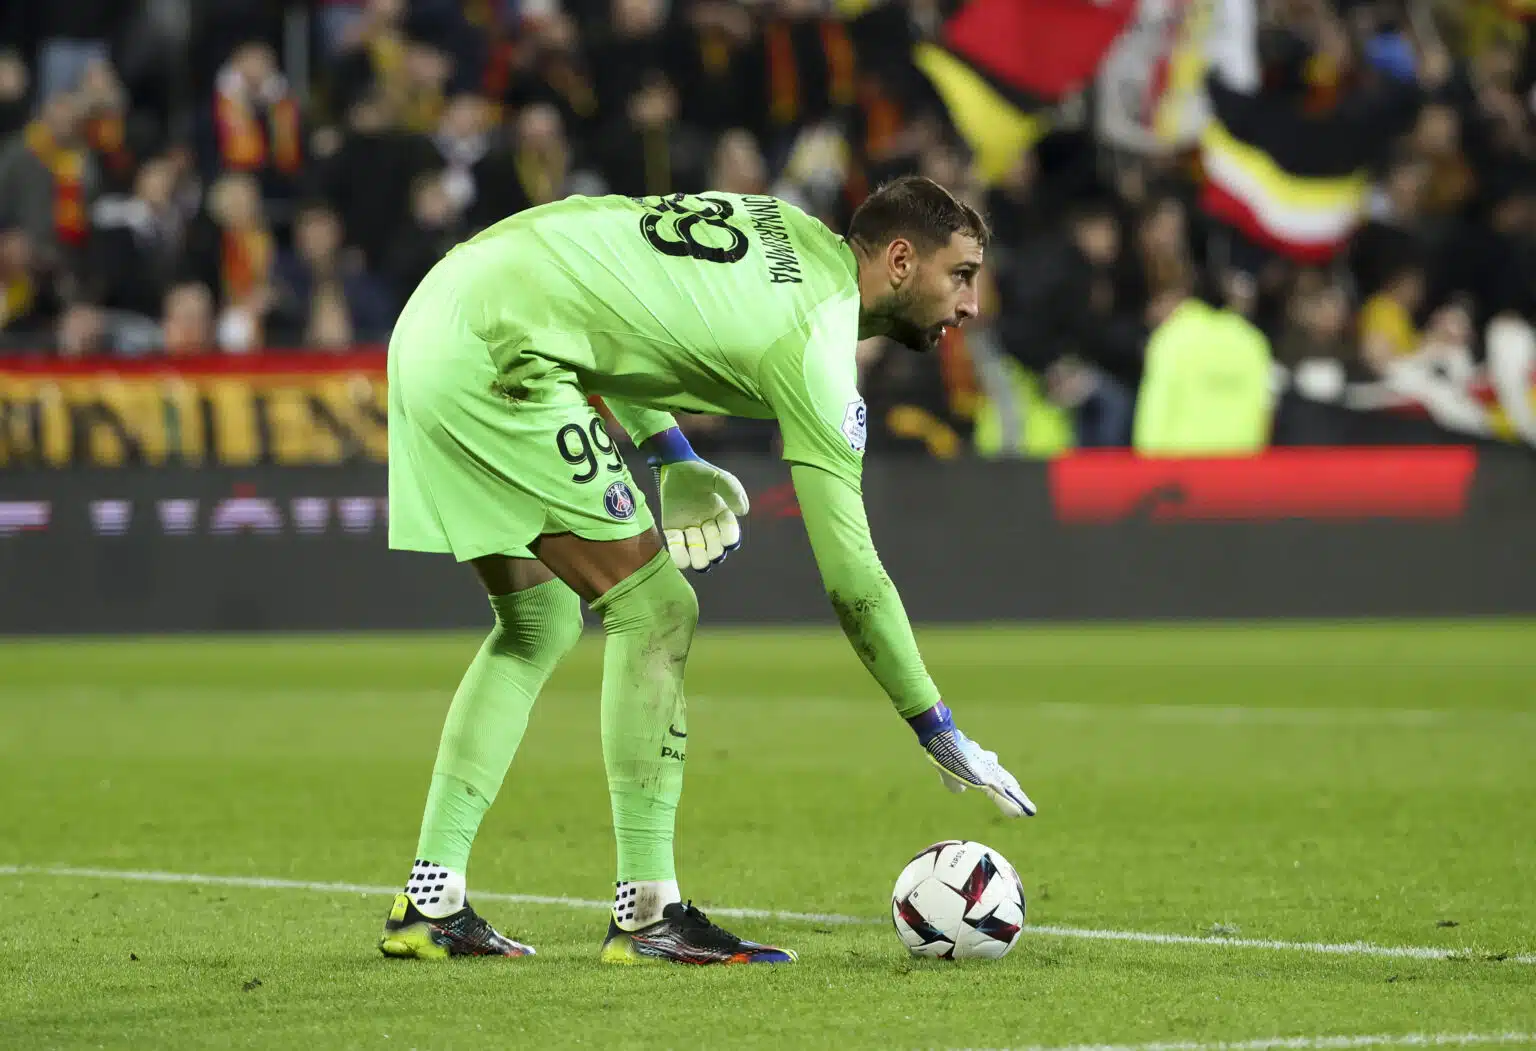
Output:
top-left (386, 293), bottom-right (654, 562)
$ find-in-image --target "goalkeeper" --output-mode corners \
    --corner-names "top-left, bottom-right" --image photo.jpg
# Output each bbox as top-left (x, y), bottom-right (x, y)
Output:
top-left (381, 176), bottom-right (1036, 966)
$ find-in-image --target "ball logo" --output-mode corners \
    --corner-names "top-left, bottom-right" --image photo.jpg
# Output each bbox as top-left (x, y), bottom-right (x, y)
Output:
top-left (842, 398), bottom-right (868, 453)
top-left (604, 481), bottom-right (637, 521)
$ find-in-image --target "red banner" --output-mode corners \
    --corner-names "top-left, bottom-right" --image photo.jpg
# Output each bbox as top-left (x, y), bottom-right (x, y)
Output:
top-left (1050, 447), bottom-right (1478, 523)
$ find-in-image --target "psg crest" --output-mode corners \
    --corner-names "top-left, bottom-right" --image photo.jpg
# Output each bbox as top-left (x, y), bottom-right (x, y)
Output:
top-left (604, 481), bottom-right (637, 521)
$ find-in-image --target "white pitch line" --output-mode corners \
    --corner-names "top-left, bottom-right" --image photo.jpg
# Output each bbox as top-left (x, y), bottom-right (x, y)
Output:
top-left (1008, 1032), bottom-right (1536, 1051)
top-left (2, 864), bottom-right (1532, 964)
top-left (0, 865), bottom-right (867, 926)
top-left (1021, 924), bottom-right (1536, 964)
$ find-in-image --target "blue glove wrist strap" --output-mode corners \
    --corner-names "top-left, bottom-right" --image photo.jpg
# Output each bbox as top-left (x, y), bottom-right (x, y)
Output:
top-left (907, 700), bottom-right (955, 747)
top-left (642, 427), bottom-right (698, 468)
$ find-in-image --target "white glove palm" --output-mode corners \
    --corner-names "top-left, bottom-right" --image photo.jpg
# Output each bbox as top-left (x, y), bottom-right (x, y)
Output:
top-left (925, 728), bottom-right (1037, 818)
top-left (655, 459), bottom-right (750, 572)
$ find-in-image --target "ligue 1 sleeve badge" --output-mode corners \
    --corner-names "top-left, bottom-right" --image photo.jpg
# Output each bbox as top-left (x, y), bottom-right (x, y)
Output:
top-left (604, 480), bottom-right (637, 521)
top-left (842, 398), bottom-right (868, 453)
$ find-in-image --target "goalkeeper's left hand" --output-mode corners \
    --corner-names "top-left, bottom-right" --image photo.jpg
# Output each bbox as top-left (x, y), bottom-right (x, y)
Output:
top-left (644, 428), bottom-right (749, 572)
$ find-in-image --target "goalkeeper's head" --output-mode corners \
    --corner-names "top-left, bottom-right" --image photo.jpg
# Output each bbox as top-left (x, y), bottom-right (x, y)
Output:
top-left (847, 175), bottom-right (989, 354)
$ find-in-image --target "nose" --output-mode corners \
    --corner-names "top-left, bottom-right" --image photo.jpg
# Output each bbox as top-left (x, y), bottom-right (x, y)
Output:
top-left (956, 291), bottom-right (980, 322)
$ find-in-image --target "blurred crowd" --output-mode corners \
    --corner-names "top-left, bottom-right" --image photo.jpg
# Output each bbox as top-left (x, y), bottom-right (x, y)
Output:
top-left (1, 0), bottom-right (1534, 454)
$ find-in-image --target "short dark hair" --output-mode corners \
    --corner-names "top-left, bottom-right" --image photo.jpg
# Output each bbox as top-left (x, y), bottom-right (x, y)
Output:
top-left (846, 175), bottom-right (989, 254)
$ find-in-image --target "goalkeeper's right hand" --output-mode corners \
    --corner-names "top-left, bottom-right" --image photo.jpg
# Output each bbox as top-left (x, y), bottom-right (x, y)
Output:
top-left (908, 702), bottom-right (1036, 818)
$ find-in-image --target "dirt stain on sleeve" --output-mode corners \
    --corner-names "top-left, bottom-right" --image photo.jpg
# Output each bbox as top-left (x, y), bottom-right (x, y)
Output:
top-left (828, 590), bottom-right (880, 666)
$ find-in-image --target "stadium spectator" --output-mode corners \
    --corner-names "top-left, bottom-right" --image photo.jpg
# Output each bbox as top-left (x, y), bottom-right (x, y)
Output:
top-left (409, 0), bottom-right (490, 97)
top-left (983, 154), bottom-right (1051, 274)
top-left (595, 70), bottom-right (704, 198)
top-left (0, 229), bottom-right (62, 341)
top-left (202, 42), bottom-right (305, 215)
top-left (161, 282), bottom-right (217, 355)
top-left (754, 0), bottom-right (859, 165)
top-left (996, 195), bottom-right (1142, 448)
top-left (917, 141), bottom-right (973, 204)
top-left (317, 91), bottom-right (438, 272)
top-left (499, 11), bottom-right (601, 141)
top-left (1133, 297), bottom-right (1274, 456)
top-left (771, 121), bottom-right (853, 228)
top-left (42, 296), bottom-right (161, 357)
top-left (1359, 263), bottom-right (1428, 375)
top-left (77, 60), bottom-right (141, 196)
top-left (0, 89), bottom-right (95, 271)
top-left (88, 156), bottom-right (185, 318)
top-left (667, 0), bottom-right (759, 136)
top-left (3, 0), bottom-right (131, 104)
top-left (272, 202), bottom-right (394, 346)
top-left (384, 171), bottom-right (462, 304)
top-left (429, 92), bottom-right (493, 221)
top-left (0, 50), bottom-right (29, 140)
top-left (469, 102), bottom-right (587, 229)
top-left (328, 0), bottom-right (452, 133)
top-left (154, 138), bottom-right (194, 200)
top-left (709, 128), bottom-right (770, 195)
top-left (1455, 38), bottom-right (1533, 177)
top-left (590, 0), bottom-right (672, 126)
top-left (316, 0), bottom-right (373, 61)
top-left (1408, 99), bottom-right (1476, 220)
top-left (1435, 173), bottom-right (1536, 335)
top-left (1129, 193), bottom-right (1196, 324)
top-left (1351, 152), bottom-right (1430, 299)
top-left (181, 172), bottom-right (276, 352)
top-left (54, 302), bottom-right (108, 357)
top-left (1273, 271), bottom-right (1355, 371)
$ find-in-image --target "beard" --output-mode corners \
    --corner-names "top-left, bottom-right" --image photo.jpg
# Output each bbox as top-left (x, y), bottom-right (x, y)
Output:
top-left (879, 286), bottom-right (948, 353)
top-left (884, 317), bottom-right (946, 353)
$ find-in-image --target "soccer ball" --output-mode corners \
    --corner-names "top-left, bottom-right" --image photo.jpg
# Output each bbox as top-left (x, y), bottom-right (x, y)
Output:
top-left (890, 840), bottom-right (1026, 959)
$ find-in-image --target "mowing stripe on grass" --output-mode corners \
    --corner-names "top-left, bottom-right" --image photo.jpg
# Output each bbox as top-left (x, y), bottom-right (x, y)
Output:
top-left (19, 686), bottom-right (1536, 731)
top-left (3, 864), bottom-right (1532, 964)
top-left (693, 696), bottom-right (1536, 730)
top-left (1014, 1032), bottom-right (1536, 1051)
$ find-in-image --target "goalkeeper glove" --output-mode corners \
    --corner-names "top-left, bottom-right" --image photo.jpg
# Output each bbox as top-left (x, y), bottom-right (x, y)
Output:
top-left (908, 701), bottom-right (1037, 818)
top-left (645, 427), bottom-right (750, 573)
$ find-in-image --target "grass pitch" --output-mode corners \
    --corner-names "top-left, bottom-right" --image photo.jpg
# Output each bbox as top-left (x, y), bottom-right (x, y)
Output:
top-left (1, 622), bottom-right (1533, 1050)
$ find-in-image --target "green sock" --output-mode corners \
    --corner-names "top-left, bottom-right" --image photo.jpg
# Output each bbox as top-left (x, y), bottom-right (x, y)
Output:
top-left (592, 550), bottom-right (699, 883)
top-left (415, 577), bottom-right (584, 872)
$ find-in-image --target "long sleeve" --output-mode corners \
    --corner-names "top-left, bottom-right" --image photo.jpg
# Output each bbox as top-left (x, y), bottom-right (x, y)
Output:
top-left (790, 462), bottom-right (941, 718)
top-left (604, 398), bottom-right (678, 447)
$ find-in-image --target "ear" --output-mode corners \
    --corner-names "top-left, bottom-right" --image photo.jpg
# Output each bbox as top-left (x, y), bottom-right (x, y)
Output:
top-left (885, 238), bottom-right (917, 284)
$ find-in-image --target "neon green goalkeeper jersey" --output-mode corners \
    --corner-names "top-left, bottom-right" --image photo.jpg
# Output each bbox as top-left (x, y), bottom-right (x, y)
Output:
top-left (439, 192), bottom-right (940, 717)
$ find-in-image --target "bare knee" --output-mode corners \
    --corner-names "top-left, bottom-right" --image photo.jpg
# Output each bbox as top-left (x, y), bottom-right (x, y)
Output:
top-left (532, 531), bottom-right (665, 604)
top-left (471, 554), bottom-right (557, 596)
